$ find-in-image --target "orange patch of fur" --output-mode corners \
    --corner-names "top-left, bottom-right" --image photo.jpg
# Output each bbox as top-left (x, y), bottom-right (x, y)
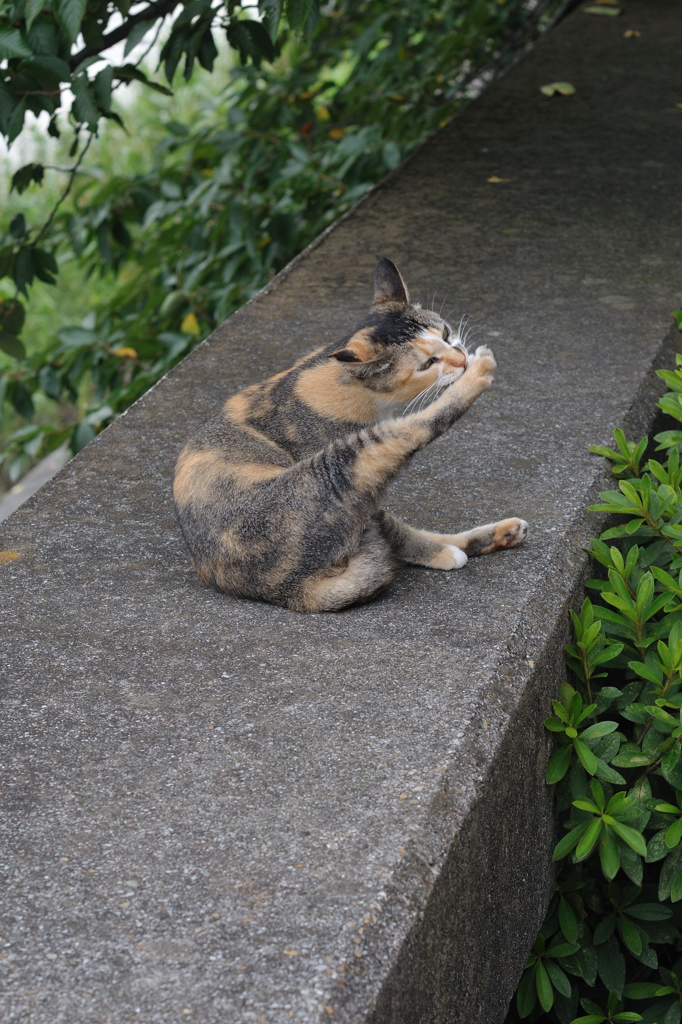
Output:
top-left (223, 389), bottom-right (255, 426)
top-left (173, 450), bottom-right (226, 505)
top-left (174, 450), bottom-right (283, 506)
top-left (228, 462), bottom-right (284, 486)
top-left (295, 361), bottom-right (379, 422)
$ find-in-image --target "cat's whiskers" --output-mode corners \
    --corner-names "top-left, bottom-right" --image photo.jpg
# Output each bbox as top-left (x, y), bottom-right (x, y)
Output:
top-left (402, 380), bottom-right (437, 417)
top-left (463, 324), bottom-right (481, 347)
top-left (415, 379), bottom-right (442, 415)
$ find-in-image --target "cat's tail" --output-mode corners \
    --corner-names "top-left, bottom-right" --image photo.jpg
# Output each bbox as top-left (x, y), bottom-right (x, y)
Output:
top-left (292, 523), bottom-right (395, 613)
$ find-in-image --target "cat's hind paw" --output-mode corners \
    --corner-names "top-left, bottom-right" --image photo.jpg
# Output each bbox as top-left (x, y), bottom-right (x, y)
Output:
top-left (494, 518), bottom-right (529, 548)
top-left (428, 544), bottom-right (469, 570)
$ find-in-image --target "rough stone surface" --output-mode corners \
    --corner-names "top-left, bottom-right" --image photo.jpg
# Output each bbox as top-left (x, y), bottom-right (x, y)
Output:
top-left (1, 3), bottom-right (681, 1021)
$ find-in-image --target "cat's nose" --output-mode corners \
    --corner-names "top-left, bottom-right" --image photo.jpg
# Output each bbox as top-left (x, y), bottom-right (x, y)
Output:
top-left (451, 347), bottom-right (467, 367)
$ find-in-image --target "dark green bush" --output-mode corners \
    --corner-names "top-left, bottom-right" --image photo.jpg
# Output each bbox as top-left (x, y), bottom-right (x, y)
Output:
top-left (516, 341), bottom-right (682, 1024)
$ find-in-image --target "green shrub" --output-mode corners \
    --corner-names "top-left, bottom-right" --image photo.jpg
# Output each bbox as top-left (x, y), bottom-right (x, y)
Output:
top-left (515, 341), bottom-right (682, 1024)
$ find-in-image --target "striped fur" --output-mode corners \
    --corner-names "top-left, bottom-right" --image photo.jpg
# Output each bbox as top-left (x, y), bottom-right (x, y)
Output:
top-left (173, 258), bottom-right (528, 612)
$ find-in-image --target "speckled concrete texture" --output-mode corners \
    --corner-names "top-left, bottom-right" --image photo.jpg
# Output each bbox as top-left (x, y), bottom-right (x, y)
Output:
top-left (2, 3), bottom-right (681, 1021)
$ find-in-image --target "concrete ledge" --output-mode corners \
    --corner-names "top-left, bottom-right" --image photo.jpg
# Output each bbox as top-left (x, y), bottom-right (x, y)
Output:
top-left (2, 3), bottom-right (681, 1021)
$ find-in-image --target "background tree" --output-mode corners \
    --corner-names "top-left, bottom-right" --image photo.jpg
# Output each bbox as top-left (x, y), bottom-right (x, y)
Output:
top-left (0, 0), bottom-right (565, 488)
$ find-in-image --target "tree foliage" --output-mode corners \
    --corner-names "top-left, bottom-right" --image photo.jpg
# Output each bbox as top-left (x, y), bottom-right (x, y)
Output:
top-left (0, 0), bottom-right (562, 483)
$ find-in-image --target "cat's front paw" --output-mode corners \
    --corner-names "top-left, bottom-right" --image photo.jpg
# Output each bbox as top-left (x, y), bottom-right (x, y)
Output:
top-left (467, 345), bottom-right (496, 388)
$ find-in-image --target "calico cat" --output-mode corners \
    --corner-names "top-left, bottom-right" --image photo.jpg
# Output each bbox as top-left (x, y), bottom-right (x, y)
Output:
top-left (173, 258), bottom-right (528, 612)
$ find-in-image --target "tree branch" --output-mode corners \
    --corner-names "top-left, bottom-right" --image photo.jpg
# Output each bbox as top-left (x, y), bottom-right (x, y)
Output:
top-left (69, 0), bottom-right (180, 71)
top-left (31, 132), bottom-right (94, 248)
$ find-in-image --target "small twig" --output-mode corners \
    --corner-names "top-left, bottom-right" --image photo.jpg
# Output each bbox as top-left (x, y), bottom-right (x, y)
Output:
top-left (31, 132), bottom-right (95, 249)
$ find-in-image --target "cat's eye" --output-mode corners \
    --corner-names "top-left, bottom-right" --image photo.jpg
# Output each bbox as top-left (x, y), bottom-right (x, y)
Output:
top-left (442, 326), bottom-right (450, 342)
top-left (420, 357), bottom-right (439, 370)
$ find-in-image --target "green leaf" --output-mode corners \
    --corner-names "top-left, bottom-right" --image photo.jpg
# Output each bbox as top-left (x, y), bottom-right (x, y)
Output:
top-left (597, 936), bottom-right (625, 996)
top-left (55, 0), bottom-right (88, 41)
top-left (600, 827), bottom-right (620, 880)
top-left (628, 661), bottom-right (664, 686)
top-left (535, 961), bottom-right (554, 1013)
top-left (38, 365), bottom-right (61, 399)
top-left (57, 327), bottom-right (98, 348)
top-left (25, 0), bottom-right (47, 30)
top-left (593, 915), bottom-right (616, 944)
top-left (11, 162), bottom-right (45, 194)
top-left (612, 743), bottom-right (652, 768)
top-left (671, 869), bottom-right (682, 903)
top-left (94, 66), bottom-right (114, 113)
top-left (626, 903), bottom-right (672, 921)
top-left (573, 798), bottom-right (601, 813)
top-left (619, 842), bottom-right (644, 886)
top-left (576, 818), bottom-right (603, 861)
top-left (259, 0), bottom-right (282, 37)
top-left (0, 28), bottom-right (33, 60)
top-left (667, 817), bottom-right (682, 848)
top-left (574, 739), bottom-right (598, 775)
top-left (71, 74), bottom-right (100, 129)
top-left (618, 913), bottom-right (642, 955)
top-left (0, 331), bottom-right (26, 358)
top-left (658, 846), bottom-right (682, 900)
top-left (546, 941), bottom-right (580, 958)
top-left (545, 959), bottom-right (572, 998)
top-left (516, 966), bottom-right (536, 1018)
top-left (594, 758), bottom-right (626, 785)
top-left (124, 19), bottom-right (154, 57)
top-left (547, 744), bottom-right (573, 783)
top-left (73, 420), bottom-right (95, 452)
top-left (559, 897), bottom-right (579, 943)
top-left (609, 820), bottom-right (647, 857)
top-left (285, 0), bottom-right (314, 30)
top-left (0, 298), bottom-right (25, 335)
top-left (647, 829), bottom-right (670, 863)
top-left (554, 822), bottom-right (590, 861)
top-left (580, 721), bottom-right (619, 740)
top-left (14, 247), bottom-right (34, 295)
top-left (570, 1017), bottom-right (605, 1024)
top-left (113, 64), bottom-right (173, 96)
top-left (624, 982), bottom-right (665, 998)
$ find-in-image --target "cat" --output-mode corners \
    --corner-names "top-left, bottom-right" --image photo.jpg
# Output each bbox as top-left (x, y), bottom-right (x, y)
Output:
top-left (173, 258), bottom-right (528, 612)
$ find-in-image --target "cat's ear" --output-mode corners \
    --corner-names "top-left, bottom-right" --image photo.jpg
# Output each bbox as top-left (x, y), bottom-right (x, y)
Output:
top-left (331, 353), bottom-right (389, 379)
top-left (330, 329), bottom-right (374, 365)
top-left (373, 257), bottom-right (409, 306)
top-left (331, 331), bottom-right (388, 378)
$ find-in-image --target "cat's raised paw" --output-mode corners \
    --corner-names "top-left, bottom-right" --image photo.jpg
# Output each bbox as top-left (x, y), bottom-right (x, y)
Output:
top-left (468, 345), bottom-right (496, 384)
top-left (428, 544), bottom-right (469, 570)
top-left (494, 518), bottom-right (529, 549)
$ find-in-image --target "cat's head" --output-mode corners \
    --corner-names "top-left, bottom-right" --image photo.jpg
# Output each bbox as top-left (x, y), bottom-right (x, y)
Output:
top-left (330, 258), bottom-right (469, 410)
